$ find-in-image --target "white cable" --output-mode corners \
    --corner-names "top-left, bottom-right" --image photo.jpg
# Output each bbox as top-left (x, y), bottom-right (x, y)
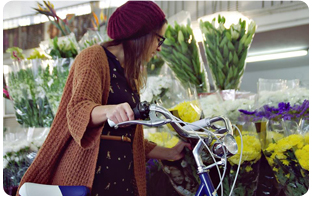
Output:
top-left (228, 125), bottom-right (243, 196)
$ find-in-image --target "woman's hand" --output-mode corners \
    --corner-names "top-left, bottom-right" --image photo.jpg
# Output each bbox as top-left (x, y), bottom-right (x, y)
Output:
top-left (168, 141), bottom-right (192, 161)
top-left (105, 102), bottom-right (135, 124)
top-left (88, 102), bottom-right (134, 128)
top-left (147, 140), bottom-right (192, 161)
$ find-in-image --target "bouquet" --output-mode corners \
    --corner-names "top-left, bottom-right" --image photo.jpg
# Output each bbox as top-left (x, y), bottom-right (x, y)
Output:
top-left (5, 59), bottom-right (54, 127)
top-left (160, 17), bottom-right (209, 93)
top-left (35, 1), bottom-right (80, 58)
top-left (199, 90), bottom-right (256, 123)
top-left (168, 100), bottom-right (202, 123)
top-left (263, 133), bottom-right (309, 195)
top-left (257, 78), bottom-right (309, 108)
top-left (199, 13), bottom-right (256, 90)
top-left (140, 76), bottom-right (172, 104)
top-left (3, 127), bottom-right (49, 195)
top-left (221, 130), bottom-right (262, 196)
top-left (47, 34), bottom-right (79, 58)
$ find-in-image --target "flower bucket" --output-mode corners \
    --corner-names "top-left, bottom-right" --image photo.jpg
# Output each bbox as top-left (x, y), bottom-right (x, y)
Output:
top-left (199, 11), bottom-right (256, 91)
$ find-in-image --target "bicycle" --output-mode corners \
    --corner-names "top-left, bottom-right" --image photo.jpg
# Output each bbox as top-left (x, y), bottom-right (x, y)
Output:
top-left (19, 101), bottom-right (242, 196)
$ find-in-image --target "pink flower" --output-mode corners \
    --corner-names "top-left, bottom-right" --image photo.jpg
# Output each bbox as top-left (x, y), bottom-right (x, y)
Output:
top-left (3, 87), bottom-right (10, 99)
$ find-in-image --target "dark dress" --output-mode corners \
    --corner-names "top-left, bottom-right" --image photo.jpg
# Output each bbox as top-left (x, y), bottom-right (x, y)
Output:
top-left (91, 46), bottom-right (140, 196)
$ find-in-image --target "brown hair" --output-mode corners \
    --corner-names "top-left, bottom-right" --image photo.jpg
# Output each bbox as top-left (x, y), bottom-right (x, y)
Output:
top-left (102, 19), bottom-right (167, 93)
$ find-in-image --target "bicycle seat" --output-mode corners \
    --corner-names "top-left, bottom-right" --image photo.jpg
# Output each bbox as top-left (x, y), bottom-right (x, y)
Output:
top-left (19, 182), bottom-right (90, 196)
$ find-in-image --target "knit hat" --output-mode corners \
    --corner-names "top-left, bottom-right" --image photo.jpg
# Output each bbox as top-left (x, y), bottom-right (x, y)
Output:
top-left (107, 1), bottom-right (166, 40)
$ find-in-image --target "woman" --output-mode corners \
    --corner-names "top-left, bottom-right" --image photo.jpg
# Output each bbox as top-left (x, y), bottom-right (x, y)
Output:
top-left (17, 1), bottom-right (191, 196)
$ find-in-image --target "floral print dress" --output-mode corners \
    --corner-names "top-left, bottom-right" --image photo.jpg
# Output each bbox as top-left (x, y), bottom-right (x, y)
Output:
top-left (91, 47), bottom-right (140, 196)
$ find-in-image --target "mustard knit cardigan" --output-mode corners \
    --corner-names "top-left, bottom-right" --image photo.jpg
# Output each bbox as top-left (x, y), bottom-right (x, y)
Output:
top-left (17, 45), bottom-right (157, 196)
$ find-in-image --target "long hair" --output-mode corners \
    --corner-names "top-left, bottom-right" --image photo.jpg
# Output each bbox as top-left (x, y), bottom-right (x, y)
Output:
top-left (102, 19), bottom-right (167, 93)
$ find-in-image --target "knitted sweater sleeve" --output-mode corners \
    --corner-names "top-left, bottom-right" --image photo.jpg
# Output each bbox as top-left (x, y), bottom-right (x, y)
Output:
top-left (66, 45), bottom-right (110, 149)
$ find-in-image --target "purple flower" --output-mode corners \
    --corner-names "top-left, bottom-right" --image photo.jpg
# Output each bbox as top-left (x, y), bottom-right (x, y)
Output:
top-left (238, 100), bottom-right (309, 122)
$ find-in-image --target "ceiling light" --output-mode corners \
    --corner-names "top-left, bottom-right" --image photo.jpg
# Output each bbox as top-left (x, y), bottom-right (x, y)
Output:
top-left (246, 50), bottom-right (308, 63)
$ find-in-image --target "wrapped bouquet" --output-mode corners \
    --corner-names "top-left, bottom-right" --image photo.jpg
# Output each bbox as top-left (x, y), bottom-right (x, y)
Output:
top-left (222, 129), bottom-right (262, 196)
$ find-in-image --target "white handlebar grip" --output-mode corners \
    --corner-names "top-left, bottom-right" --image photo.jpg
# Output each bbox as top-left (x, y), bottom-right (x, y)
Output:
top-left (107, 119), bottom-right (116, 127)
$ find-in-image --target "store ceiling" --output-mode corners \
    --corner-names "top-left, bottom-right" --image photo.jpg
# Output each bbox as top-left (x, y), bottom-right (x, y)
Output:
top-left (2, 1), bottom-right (309, 67)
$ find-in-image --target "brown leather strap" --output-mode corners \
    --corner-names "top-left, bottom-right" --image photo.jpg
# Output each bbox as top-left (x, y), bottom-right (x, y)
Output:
top-left (101, 135), bottom-right (131, 143)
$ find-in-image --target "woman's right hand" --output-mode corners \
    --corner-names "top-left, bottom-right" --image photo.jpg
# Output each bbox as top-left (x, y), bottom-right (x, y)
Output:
top-left (88, 102), bottom-right (134, 128)
top-left (105, 102), bottom-right (135, 124)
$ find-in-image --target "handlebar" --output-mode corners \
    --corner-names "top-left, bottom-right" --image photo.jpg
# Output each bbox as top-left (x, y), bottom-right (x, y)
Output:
top-left (108, 101), bottom-right (238, 172)
top-left (109, 101), bottom-right (234, 140)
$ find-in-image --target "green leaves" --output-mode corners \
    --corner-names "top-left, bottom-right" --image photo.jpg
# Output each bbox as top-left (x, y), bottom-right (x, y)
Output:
top-left (160, 22), bottom-right (208, 93)
top-left (199, 15), bottom-right (256, 90)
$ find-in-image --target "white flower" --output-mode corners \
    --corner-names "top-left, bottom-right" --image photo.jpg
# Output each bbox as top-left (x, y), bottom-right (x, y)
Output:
top-left (3, 160), bottom-right (8, 169)
top-left (181, 160), bottom-right (187, 168)
top-left (248, 21), bottom-right (256, 34)
top-left (140, 76), bottom-right (172, 102)
top-left (230, 24), bottom-right (241, 40)
top-left (199, 94), bottom-right (255, 122)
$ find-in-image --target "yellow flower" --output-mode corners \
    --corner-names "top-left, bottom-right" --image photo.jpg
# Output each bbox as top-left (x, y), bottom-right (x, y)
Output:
top-left (266, 143), bottom-right (277, 152)
top-left (295, 145), bottom-right (309, 171)
top-left (229, 133), bottom-right (261, 165)
top-left (275, 152), bottom-right (287, 160)
top-left (275, 134), bottom-right (304, 153)
top-left (169, 100), bottom-right (201, 123)
top-left (148, 131), bottom-right (179, 148)
top-left (245, 165), bottom-right (253, 172)
top-left (281, 159), bottom-right (290, 166)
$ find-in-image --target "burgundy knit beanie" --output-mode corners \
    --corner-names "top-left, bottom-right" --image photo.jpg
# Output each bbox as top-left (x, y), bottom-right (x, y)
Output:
top-left (107, 0), bottom-right (166, 40)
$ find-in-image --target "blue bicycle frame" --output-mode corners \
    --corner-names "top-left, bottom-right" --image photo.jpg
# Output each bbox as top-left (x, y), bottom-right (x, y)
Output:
top-left (196, 173), bottom-right (216, 196)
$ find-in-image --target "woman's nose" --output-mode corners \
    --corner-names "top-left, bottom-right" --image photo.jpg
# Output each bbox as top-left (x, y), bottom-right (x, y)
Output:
top-left (156, 45), bottom-right (162, 52)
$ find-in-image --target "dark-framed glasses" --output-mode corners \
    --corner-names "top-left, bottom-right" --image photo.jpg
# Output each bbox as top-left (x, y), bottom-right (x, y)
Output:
top-left (155, 33), bottom-right (166, 47)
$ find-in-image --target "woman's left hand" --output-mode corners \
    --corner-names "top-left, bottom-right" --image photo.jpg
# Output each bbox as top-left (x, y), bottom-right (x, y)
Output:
top-left (168, 141), bottom-right (192, 161)
top-left (147, 140), bottom-right (192, 161)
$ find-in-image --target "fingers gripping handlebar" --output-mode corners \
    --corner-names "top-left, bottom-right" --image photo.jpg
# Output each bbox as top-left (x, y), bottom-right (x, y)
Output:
top-left (107, 101), bottom-right (150, 127)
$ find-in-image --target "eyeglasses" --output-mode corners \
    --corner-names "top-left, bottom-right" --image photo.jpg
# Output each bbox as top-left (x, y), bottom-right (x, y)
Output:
top-left (155, 33), bottom-right (166, 47)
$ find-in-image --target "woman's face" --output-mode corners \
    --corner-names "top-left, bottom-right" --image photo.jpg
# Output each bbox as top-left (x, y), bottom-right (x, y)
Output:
top-left (147, 23), bottom-right (167, 61)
